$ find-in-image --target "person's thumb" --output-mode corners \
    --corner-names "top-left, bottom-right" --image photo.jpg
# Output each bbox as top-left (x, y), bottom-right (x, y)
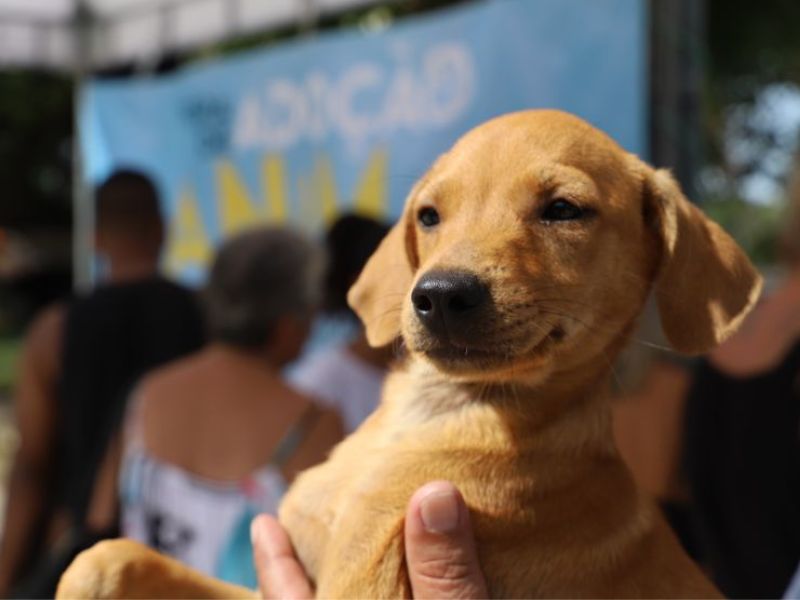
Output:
top-left (405, 481), bottom-right (488, 599)
top-left (251, 514), bottom-right (313, 599)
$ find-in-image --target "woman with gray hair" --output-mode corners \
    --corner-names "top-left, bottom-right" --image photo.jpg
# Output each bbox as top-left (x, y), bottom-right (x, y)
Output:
top-left (117, 226), bottom-right (343, 588)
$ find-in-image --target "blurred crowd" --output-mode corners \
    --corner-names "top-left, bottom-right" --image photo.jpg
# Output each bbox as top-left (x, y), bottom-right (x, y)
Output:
top-left (0, 163), bottom-right (798, 598)
top-left (0, 170), bottom-right (392, 596)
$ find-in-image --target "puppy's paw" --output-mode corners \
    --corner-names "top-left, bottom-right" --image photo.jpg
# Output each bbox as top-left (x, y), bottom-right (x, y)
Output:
top-left (56, 539), bottom-right (150, 599)
top-left (56, 539), bottom-right (256, 599)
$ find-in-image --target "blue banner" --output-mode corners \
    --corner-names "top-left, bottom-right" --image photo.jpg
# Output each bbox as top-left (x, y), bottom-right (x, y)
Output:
top-left (83, 0), bottom-right (646, 284)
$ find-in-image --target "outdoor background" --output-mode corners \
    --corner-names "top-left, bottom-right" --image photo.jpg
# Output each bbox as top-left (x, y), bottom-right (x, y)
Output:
top-left (1, 0), bottom-right (800, 528)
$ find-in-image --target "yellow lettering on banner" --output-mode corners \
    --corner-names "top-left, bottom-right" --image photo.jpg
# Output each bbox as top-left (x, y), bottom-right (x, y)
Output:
top-left (262, 155), bottom-right (288, 222)
top-left (315, 155), bottom-right (339, 225)
top-left (297, 174), bottom-right (318, 229)
top-left (353, 147), bottom-right (388, 219)
top-left (216, 160), bottom-right (266, 234)
top-left (295, 156), bottom-right (339, 229)
top-left (214, 149), bottom-right (388, 240)
top-left (165, 185), bottom-right (211, 275)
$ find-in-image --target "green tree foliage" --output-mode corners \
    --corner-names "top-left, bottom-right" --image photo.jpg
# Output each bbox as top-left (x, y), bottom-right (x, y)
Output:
top-left (703, 0), bottom-right (800, 264)
top-left (705, 0), bottom-right (800, 177)
top-left (0, 72), bottom-right (72, 231)
top-left (708, 0), bottom-right (800, 104)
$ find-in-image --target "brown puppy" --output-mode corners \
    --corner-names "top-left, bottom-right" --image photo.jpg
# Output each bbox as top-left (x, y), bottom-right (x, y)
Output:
top-left (58, 110), bottom-right (759, 598)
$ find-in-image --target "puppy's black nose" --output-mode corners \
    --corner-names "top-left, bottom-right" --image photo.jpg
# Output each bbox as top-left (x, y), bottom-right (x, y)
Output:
top-left (411, 271), bottom-right (489, 334)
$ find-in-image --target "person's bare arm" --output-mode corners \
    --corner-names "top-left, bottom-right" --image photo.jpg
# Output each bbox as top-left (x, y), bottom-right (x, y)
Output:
top-left (0, 305), bottom-right (64, 595)
top-left (281, 404), bottom-right (343, 483)
top-left (710, 274), bottom-right (800, 377)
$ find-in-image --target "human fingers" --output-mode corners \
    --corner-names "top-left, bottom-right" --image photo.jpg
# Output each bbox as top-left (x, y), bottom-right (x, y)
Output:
top-left (405, 481), bottom-right (489, 599)
top-left (251, 514), bottom-right (313, 600)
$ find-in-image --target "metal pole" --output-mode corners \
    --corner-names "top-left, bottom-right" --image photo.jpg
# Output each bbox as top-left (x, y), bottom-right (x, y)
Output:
top-left (72, 1), bottom-right (94, 291)
top-left (649, 0), bottom-right (705, 198)
top-left (300, 0), bottom-right (319, 34)
top-left (226, 0), bottom-right (240, 39)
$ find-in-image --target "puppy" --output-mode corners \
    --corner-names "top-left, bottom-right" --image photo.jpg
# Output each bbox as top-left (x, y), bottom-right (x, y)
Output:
top-left (58, 110), bottom-right (760, 598)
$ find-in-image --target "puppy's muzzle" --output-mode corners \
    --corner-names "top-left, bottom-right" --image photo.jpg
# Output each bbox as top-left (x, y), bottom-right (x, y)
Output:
top-left (411, 270), bottom-right (489, 340)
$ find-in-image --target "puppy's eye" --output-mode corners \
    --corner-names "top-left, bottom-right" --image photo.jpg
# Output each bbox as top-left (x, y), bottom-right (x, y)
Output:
top-left (541, 199), bottom-right (584, 222)
top-left (418, 207), bottom-right (440, 228)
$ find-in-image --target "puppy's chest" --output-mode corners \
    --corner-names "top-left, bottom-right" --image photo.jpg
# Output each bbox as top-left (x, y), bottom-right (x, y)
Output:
top-left (286, 381), bottom-right (646, 599)
top-left (326, 400), bottom-right (554, 528)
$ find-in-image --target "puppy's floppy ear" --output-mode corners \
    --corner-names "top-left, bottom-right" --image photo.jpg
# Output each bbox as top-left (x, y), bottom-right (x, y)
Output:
top-left (347, 213), bottom-right (415, 347)
top-left (643, 166), bottom-right (762, 355)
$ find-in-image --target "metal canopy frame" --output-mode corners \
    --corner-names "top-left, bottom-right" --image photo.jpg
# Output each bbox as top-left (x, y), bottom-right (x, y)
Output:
top-left (0, 0), bottom-right (389, 71)
top-left (0, 0), bottom-right (390, 289)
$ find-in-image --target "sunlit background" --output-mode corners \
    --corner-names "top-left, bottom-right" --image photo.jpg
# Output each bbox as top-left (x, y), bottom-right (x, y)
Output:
top-left (1, 0), bottom-right (800, 593)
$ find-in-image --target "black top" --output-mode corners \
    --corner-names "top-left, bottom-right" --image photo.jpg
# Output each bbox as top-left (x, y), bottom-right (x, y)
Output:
top-left (684, 343), bottom-right (800, 599)
top-left (55, 276), bottom-right (204, 525)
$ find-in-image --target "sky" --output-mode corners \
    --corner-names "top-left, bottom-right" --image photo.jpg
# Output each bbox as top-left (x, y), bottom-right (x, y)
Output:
top-left (728, 83), bottom-right (800, 204)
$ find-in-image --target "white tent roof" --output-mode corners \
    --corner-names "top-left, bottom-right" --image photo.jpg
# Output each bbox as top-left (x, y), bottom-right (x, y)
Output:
top-left (0, 0), bottom-right (386, 70)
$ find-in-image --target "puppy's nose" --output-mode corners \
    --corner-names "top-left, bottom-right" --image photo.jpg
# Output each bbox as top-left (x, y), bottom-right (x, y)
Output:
top-left (411, 271), bottom-right (489, 334)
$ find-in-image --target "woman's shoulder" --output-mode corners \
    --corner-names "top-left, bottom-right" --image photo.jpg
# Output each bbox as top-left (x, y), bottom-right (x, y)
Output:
top-left (709, 275), bottom-right (800, 377)
top-left (132, 350), bottom-right (216, 440)
top-left (138, 350), bottom-right (207, 400)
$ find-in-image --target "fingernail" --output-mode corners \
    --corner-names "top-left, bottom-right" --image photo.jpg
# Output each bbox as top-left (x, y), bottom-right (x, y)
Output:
top-left (420, 489), bottom-right (460, 533)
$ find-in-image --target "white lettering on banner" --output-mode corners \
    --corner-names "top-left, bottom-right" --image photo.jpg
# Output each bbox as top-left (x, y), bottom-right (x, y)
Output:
top-left (424, 44), bottom-right (474, 126)
top-left (232, 42), bottom-right (476, 154)
top-left (334, 63), bottom-right (383, 146)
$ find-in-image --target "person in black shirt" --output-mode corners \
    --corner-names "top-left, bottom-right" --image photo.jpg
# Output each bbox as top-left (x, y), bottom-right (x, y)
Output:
top-left (683, 161), bottom-right (800, 598)
top-left (0, 170), bottom-right (204, 596)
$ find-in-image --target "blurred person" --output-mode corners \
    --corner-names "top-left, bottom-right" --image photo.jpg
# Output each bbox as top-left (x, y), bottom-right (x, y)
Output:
top-left (0, 304), bottom-right (64, 597)
top-left (683, 159), bottom-right (800, 598)
top-left (119, 227), bottom-right (342, 588)
top-left (0, 170), bottom-right (204, 597)
top-left (290, 214), bottom-right (392, 432)
top-left (0, 229), bottom-right (37, 279)
top-left (789, 568), bottom-right (800, 600)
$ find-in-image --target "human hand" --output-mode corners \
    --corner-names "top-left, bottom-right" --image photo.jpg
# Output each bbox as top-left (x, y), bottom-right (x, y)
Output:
top-left (251, 480), bottom-right (488, 599)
